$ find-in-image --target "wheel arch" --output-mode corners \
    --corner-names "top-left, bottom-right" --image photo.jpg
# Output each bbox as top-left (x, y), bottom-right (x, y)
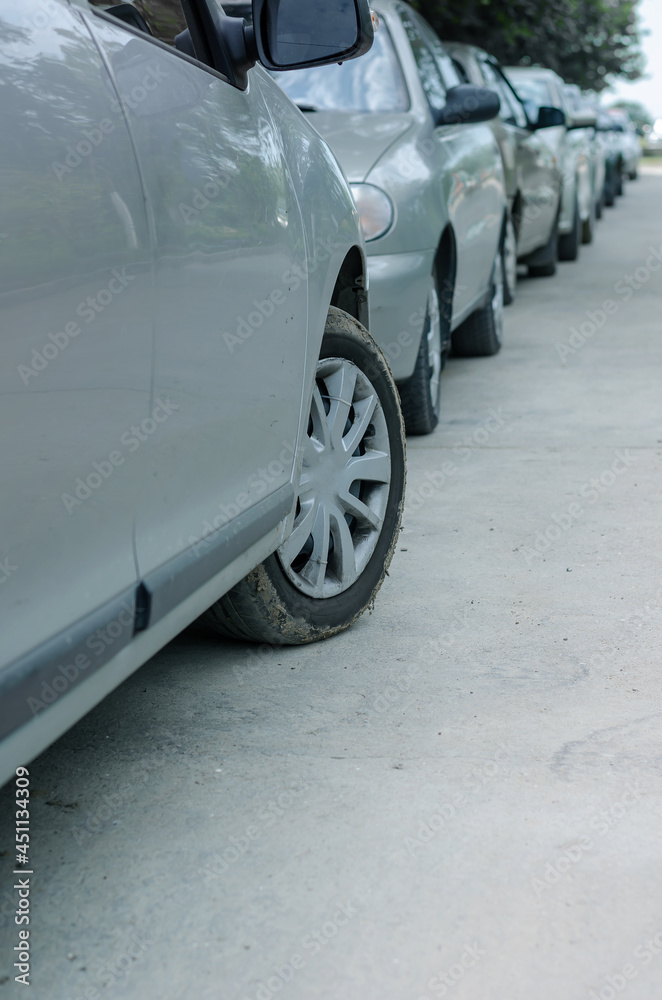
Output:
top-left (330, 246), bottom-right (369, 330)
top-left (432, 224), bottom-right (457, 328)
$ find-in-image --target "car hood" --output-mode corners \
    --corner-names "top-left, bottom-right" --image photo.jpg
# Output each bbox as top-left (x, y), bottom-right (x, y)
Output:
top-left (304, 112), bottom-right (416, 182)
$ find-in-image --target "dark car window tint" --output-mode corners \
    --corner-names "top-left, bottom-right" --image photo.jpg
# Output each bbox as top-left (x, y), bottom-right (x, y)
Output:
top-left (272, 23), bottom-right (409, 113)
top-left (86, 0), bottom-right (187, 45)
top-left (398, 7), bottom-right (446, 113)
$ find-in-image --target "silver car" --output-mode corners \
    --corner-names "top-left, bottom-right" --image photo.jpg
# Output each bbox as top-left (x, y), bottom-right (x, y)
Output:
top-left (606, 108), bottom-right (642, 182)
top-left (271, 0), bottom-right (506, 436)
top-left (446, 43), bottom-right (563, 295)
top-left (0, 0), bottom-right (406, 785)
top-left (506, 66), bottom-right (596, 259)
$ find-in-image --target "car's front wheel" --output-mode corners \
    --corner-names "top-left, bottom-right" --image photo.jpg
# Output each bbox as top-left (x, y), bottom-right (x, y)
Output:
top-left (204, 307), bottom-right (406, 644)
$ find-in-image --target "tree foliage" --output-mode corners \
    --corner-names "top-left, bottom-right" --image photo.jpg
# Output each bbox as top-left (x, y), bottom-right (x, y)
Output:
top-left (609, 100), bottom-right (653, 129)
top-left (411, 0), bottom-right (644, 92)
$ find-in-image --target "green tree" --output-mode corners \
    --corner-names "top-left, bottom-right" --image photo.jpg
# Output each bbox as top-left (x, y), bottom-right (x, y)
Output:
top-left (609, 99), bottom-right (653, 129)
top-left (412, 0), bottom-right (644, 91)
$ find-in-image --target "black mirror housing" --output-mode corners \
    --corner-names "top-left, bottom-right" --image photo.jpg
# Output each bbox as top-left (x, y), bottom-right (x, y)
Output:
top-left (252, 0), bottom-right (374, 71)
top-left (178, 0), bottom-right (373, 90)
top-left (533, 105), bottom-right (566, 130)
top-left (435, 85), bottom-right (500, 127)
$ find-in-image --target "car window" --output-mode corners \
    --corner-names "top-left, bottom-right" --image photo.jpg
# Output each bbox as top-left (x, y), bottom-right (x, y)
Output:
top-left (85, 0), bottom-right (187, 45)
top-left (272, 22), bottom-right (409, 113)
top-left (494, 66), bottom-right (529, 128)
top-left (451, 57), bottom-right (470, 85)
top-left (511, 76), bottom-right (554, 109)
top-left (397, 6), bottom-right (447, 114)
top-left (482, 61), bottom-right (527, 129)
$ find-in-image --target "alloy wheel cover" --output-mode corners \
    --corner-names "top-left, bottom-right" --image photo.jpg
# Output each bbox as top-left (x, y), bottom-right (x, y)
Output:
top-left (278, 357), bottom-right (391, 599)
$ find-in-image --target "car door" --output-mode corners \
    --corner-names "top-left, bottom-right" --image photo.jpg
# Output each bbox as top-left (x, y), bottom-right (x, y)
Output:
top-left (397, 7), bottom-right (502, 320)
top-left (482, 61), bottom-right (559, 255)
top-left (0, 0), bottom-right (153, 731)
top-left (82, 3), bottom-right (309, 623)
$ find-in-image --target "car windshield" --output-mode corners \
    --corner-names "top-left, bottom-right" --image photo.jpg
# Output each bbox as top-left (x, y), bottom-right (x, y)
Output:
top-left (272, 23), bottom-right (409, 113)
top-left (510, 76), bottom-right (554, 108)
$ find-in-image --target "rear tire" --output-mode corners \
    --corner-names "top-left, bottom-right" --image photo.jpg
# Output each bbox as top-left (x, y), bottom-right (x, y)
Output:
top-left (581, 198), bottom-right (595, 244)
top-left (203, 307), bottom-right (406, 645)
top-left (398, 285), bottom-right (444, 436)
top-left (502, 216), bottom-right (517, 305)
top-left (558, 195), bottom-right (580, 261)
top-left (527, 218), bottom-right (558, 278)
top-left (451, 251), bottom-right (503, 358)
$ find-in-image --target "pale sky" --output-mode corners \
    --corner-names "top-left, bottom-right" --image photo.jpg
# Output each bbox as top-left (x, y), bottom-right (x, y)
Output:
top-left (608, 0), bottom-right (662, 119)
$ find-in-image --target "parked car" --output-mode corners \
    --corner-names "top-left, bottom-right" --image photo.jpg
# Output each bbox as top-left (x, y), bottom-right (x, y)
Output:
top-left (445, 43), bottom-right (563, 294)
top-left (595, 109), bottom-right (625, 206)
top-left (0, 0), bottom-right (407, 785)
top-left (606, 108), bottom-right (642, 181)
top-left (251, 0), bottom-right (506, 435)
top-left (563, 84), bottom-right (605, 225)
top-left (505, 66), bottom-right (596, 259)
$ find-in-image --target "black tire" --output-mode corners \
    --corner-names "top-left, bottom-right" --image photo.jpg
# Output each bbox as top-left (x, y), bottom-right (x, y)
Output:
top-left (595, 192), bottom-right (603, 220)
top-left (398, 287), bottom-right (445, 436)
top-left (502, 215), bottom-right (517, 306)
top-left (451, 252), bottom-right (503, 358)
top-left (615, 165), bottom-right (624, 196)
top-left (629, 168), bottom-right (638, 181)
top-left (527, 218), bottom-right (558, 278)
top-left (604, 177), bottom-right (616, 207)
top-left (581, 198), bottom-right (595, 245)
top-left (203, 307), bottom-right (406, 645)
top-left (558, 195), bottom-right (580, 261)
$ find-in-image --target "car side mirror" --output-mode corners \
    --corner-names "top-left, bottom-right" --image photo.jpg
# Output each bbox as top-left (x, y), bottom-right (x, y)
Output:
top-left (176, 0), bottom-right (373, 89)
top-left (532, 106), bottom-right (566, 129)
top-left (567, 111), bottom-right (597, 130)
top-left (252, 0), bottom-right (373, 70)
top-left (434, 85), bottom-right (500, 127)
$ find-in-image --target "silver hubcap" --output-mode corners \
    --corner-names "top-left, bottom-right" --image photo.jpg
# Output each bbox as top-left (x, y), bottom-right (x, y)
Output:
top-left (503, 219), bottom-right (517, 297)
top-left (426, 286), bottom-right (442, 414)
top-left (278, 358), bottom-right (391, 599)
top-left (492, 253), bottom-right (504, 345)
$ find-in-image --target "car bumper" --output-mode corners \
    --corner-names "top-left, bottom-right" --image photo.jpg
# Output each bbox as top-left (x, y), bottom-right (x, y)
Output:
top-left (366, 249), bottom-right (436, 382)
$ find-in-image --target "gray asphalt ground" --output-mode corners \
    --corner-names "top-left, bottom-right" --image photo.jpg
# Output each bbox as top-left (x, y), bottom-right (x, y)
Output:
top-left (2, 164), bottom-right (662, 1000)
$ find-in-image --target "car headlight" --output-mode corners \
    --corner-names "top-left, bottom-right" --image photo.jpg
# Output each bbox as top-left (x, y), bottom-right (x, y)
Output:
top-left (350, 184), bottom-right (394, 242)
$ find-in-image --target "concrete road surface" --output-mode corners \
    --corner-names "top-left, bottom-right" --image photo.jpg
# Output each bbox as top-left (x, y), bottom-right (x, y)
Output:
top-left (2, 165), bottom-right (662, 1000)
